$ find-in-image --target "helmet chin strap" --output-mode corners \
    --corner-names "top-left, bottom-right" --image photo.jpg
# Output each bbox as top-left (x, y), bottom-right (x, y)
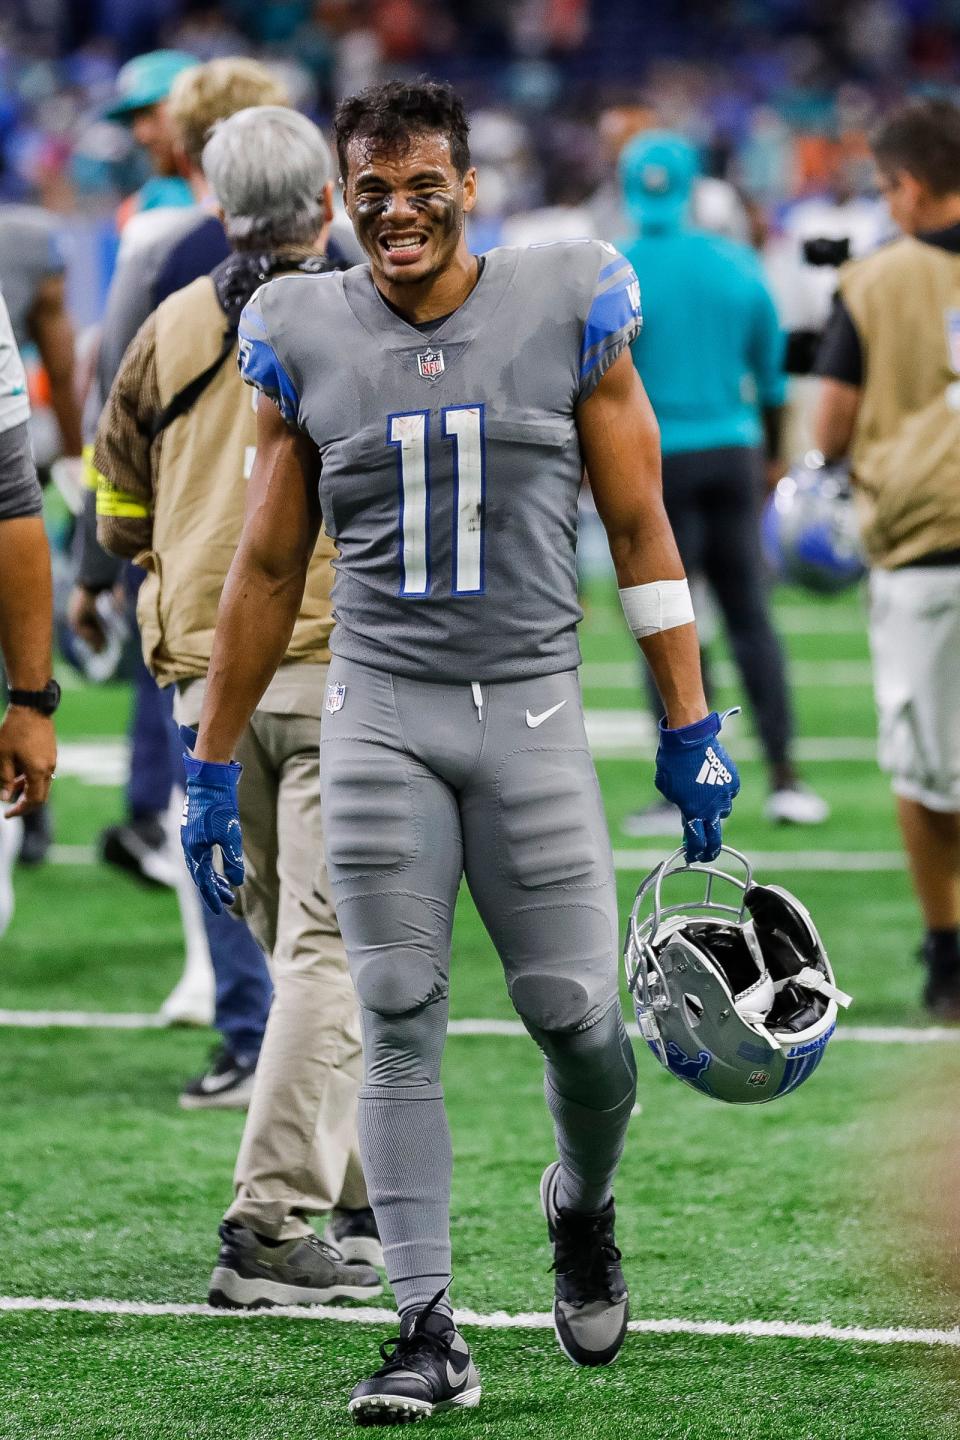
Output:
top-left (778, 965), bottom-right (853, 1010)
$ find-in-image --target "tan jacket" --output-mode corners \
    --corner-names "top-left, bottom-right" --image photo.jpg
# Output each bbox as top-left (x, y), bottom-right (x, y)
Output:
top-left (95, 273), bottom-right (335, 685)
top-left (839, 237), bottom-right (960, 568)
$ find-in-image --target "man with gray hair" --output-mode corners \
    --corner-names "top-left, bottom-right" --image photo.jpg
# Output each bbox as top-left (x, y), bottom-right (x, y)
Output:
top-left (92, 106), bottom-right (382, 1306)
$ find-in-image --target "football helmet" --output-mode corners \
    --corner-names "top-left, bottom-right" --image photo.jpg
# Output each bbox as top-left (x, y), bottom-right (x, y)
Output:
top-left (624, 846), bottom-right (851, 1104)
top-left (761, 450), bottom-right (866, 594)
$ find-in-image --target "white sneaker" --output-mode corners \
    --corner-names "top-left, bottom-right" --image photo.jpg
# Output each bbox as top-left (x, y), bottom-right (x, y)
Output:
top-left (764, 786), bottom-right (830, 826)
top-left (0, 816), bottom-right (23, 938)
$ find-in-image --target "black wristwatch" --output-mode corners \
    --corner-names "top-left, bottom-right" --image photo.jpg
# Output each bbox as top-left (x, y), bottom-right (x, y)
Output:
top-left (8, 679), bottom-right (61, 716)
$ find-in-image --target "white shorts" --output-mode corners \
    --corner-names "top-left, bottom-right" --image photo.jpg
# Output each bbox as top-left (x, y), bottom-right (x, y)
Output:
top-left (869, 565), bottom-right (960, 812)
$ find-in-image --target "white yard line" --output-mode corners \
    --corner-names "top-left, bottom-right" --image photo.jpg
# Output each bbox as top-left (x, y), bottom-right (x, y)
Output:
top-left (47, 844), bottom-right (98, 865)
top-left (612, 849), bottom-right (904, 872)
top-left (0, 1010), bottom-right (956, 1045)
top-left (582, 660), bottom-right (874, 689)
top-left (54, 727), bottom-right (882, 796)
top-left (583, 711), bottom-right (878, 760)
top-left (55, 741), bottom-right (129, 787)
top-left (0, 1294), bottom-right (955, 1347)
top-left (43, 843), bottom-right (905, 872)
top-left (446, 1020), bottom-right (960, 1045)
top-left (773, 606), bottom-right (866, 636)
top-left (0, 1009), bottom-right (165, 1029)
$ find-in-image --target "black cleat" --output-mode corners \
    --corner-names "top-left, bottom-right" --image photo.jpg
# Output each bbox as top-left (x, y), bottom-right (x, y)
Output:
top-left (540, 1161), bottom-right (629, 1367)
top-left (325, 1207), bottom-right (384, 1269)
top-left (348, 1289), bottom-right (481, 1426)
top-left (180, 1046), bottom-right (258, 1110)
top-left (209, 1222), bottom-right (382, 1309)
top-left (920, 937), bottom-right (960, 1021)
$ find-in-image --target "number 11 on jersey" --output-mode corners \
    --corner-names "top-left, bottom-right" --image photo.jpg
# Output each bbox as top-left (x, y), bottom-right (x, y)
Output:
top-left (388, 404), bottom-right (485, 598)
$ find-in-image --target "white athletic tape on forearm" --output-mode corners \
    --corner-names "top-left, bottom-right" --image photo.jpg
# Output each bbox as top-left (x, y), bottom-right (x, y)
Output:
top-left (618, 579), bottom-right (695, 638)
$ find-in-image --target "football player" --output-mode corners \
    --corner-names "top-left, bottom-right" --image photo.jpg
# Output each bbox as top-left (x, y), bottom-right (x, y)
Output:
top-left (0, 289), bottom-right (58, 934)
top-left (181, 80), bottom-right (739, 1424)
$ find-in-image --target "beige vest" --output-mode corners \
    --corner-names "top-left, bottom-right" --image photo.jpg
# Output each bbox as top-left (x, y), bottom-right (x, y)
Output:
top-left (839, 237), bottom-right (960, 568)
top-left (136, 276), bottom-right (335, 685)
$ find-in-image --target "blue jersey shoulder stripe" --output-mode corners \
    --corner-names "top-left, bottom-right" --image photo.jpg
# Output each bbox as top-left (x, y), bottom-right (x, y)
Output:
top-left (579, 280), bottom-right (641, 379)
top-left (598, 256), bottom-right (631, 284)
top-left (237, 330), bottom-right (300, 425)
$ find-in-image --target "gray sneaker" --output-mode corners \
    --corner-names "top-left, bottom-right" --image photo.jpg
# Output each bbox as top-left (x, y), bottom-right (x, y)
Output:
top-left (540, 1161), bottom-right (629, 1367)
top-left (209, 1222), bottom-right (382, 1309)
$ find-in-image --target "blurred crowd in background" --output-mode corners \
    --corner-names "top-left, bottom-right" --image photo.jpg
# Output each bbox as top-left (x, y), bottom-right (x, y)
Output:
top-left (1, 0), bottom-right (957, 329)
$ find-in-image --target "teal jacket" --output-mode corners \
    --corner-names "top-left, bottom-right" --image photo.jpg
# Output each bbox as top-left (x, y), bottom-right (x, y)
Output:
top-left (621, 228), bottom-right (786, 455)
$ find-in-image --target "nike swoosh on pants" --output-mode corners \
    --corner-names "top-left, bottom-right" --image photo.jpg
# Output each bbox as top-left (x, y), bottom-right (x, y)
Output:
top-left (525, 701), bottom-right (567, 729)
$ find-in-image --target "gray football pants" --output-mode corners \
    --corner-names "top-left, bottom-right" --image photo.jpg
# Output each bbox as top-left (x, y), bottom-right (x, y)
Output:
top-left (320, 658), bottom-right (638, 1316)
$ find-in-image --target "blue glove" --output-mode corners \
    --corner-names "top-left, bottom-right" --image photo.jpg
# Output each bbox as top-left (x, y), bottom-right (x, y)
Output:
top-left (655, 708), bottom-right (740, 865)
top-left (179, 726), bottom-right (244, 914)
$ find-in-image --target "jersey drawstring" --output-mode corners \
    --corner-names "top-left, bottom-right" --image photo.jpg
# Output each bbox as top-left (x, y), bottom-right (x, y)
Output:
top-left (471, 681), bottom-right (483, 724)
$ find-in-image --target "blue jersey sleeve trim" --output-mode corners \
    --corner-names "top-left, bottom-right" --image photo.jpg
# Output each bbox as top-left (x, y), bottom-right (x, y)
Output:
top-left (579, 279), bottom-right (642, 380)
top-left (598, 257), bottom-right (631, 284)
top-left (239, 307), bottom-right (268, 336)
top-left (237, 323), bottom-right (300, 425)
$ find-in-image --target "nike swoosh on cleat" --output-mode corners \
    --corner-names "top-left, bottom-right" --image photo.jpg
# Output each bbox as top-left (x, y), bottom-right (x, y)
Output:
top-left (446, 1358), bottom-right (470, 1387)
top-left (525, 701), bottom-right (567, 729)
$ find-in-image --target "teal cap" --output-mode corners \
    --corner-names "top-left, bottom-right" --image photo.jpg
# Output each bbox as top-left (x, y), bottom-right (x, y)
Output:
top-left (105, 50), bottom-right (199, 122)
top-left (619, 130), bottom-right (699, 232)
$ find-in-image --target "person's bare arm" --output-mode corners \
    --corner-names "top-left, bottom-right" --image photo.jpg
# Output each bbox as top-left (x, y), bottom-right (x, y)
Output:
top-left (0, 516), bottom-right (56, 814)
top-left (813, 378), bottom-right (861, 462)
top-left (29, 275), bottom-right (82, 458)
top-left (194, 397), bottom-right (322, 763)
top-left (576, 350), bottom-right (708, 728)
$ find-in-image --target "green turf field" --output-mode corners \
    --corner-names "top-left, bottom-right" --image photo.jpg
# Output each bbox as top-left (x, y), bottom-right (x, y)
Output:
top-left (3, 581), bottom-right (960, 1440)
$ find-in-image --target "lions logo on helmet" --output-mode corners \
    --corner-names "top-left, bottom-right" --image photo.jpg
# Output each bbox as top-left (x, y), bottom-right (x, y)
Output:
top-left (623, 846), bottom-right (851, 1105)
top-left (762, 450), bottom-right (866, 595)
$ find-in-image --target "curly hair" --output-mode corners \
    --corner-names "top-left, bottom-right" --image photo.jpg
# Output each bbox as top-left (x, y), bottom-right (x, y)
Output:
top-left (334, 78), bottom-right (471, 180)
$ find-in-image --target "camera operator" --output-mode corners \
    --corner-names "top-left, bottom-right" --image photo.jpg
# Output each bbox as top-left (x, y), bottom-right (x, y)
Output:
top-left (813, 99), bottom-right (960, 1018)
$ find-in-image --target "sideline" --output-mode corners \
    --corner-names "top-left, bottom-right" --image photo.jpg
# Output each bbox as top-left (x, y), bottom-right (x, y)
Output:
top-left (0, 1010), bottom-right (957, 1044)
top-left (1, 1294), bottom-right (957, 1348)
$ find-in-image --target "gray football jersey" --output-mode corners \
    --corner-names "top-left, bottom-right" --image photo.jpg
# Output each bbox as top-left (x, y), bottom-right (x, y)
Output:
top-left (239, 239), bottom-right (641, 682)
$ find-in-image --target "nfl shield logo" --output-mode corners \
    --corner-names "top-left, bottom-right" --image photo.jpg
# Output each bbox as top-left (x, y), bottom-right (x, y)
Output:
top-left (747, 1070), bottom-right (770, 1088)
top-left (325, 682), bottom-right (346, 714)
top-left (417, 348), bottom-right (445, 381)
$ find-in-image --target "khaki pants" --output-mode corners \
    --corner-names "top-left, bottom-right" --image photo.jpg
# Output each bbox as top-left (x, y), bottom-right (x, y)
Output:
top-left (178, 674), bottom-right (366, 1240)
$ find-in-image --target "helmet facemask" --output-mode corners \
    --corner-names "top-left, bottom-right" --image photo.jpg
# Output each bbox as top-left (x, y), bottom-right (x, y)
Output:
top-left (624, 847), bottom-right (852, 1104)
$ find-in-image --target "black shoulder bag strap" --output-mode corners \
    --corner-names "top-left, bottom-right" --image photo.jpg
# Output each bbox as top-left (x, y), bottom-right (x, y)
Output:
top-left (145, 251), bottom-right (336, 442)
top-left (147, 329), bottom-right (236, 441)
